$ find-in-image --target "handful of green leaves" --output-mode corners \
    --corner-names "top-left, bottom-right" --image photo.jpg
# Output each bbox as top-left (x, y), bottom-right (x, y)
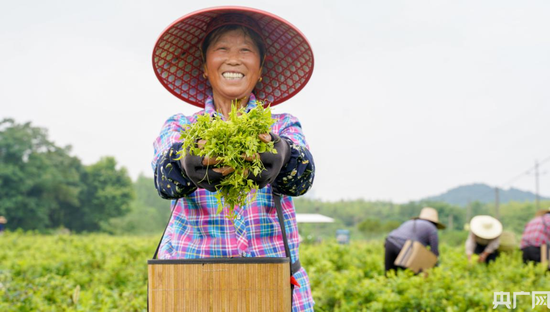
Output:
top-left (180, 101), bottom-right (276, 217)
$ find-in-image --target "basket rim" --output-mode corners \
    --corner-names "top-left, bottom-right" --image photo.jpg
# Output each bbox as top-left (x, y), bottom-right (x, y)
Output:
top-left (148, 257), bottom-right (290, 265)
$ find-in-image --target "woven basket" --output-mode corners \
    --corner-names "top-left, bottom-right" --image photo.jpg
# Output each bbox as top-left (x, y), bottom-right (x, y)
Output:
top-left (148, 257), bottom-right (291, 311)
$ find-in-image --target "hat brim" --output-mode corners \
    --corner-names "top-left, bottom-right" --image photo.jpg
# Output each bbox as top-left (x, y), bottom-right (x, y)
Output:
top-left (470, 216), bottom-right (503, 240)
top-left (152, 6), bottom-right (315, 108)
top-left (412, 217), bottom-right (446, 230)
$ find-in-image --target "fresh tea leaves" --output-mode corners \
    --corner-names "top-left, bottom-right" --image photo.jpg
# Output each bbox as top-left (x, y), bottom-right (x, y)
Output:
top-left (180, 102), bottom-right (276, 217)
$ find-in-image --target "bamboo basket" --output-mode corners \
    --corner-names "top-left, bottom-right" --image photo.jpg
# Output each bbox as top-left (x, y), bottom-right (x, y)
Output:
top-left (148, 195), bottom-right (294, 311)
top-left (148, 257), bottom-right (292, 312)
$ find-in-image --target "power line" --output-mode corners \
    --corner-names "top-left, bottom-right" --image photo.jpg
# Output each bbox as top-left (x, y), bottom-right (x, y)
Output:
top-left (500, 168), bottom-right (532, 189)
top-left (540, 155), bottom-right (550, 166)
top-left (469, 154), bottom-right (550, 203)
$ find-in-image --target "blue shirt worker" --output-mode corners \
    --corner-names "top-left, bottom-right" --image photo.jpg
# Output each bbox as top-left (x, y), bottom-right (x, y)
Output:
top-left (384, 207), bottom-right (445, 274)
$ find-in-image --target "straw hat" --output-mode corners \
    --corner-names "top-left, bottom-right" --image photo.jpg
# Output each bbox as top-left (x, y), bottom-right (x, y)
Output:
top-left (535, 208), bottom-right (550, 217)
top-left (470, 215), bottom-right (502, 240)
top-left (152, 6), bottom-right (315, 108)
top-left (0, 216), bottom-right (6, 224)
top-left (413, 207), bottom-right (446, 229)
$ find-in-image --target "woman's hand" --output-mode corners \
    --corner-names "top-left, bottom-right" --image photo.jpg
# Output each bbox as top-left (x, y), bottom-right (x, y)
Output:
top-left (478, 251), bottom-right (489, 263)
top-left (179, 140), bottom-right (234, 192)
top-left (246, 133), bottom-right (291, 189)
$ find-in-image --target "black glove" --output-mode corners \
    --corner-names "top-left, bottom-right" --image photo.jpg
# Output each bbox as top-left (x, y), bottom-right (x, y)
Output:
top-left (248, 133), bottom-right (291, 189)
top-left (179, 146), bottom-right (231, 192)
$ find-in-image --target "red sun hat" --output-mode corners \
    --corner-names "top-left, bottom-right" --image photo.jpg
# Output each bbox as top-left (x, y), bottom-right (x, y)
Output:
top-left (152, 6), bottom-right (315, 107)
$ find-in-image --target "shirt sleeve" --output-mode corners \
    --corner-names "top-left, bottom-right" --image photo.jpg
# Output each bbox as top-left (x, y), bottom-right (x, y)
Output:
top-left (152, 114), bottom-right (197, 199)
top-left (271, 114), bottom-right (315, 196)
top-left (484, 237), bottom-right (500, 254)
top-left (465, 232), bottom-right (475, 256)
top-left (428, 230), bottom-right (439, 256)
top-left (544, 214), bottom-right (550, 243)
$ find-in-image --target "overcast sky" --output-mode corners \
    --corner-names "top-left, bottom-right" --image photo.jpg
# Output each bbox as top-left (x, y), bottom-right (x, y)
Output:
top-left (2, 0), bottom-right (550, 203)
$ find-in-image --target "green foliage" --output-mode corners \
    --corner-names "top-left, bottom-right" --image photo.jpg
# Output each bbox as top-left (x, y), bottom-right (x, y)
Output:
top-left (0, 118), bottom-right (134, 233)
top-left (76, 157), bottom-right (135, 232)
top-left (357, 219), bottom-right (402, 237)
top-left (180, 103), bottom-right (275, 215)
top-left (439, 230), bottom-right (469, 247)
top-left (498, 201), bottom-right (549, 234)
top-left (1, 233), bottom-right (548, 311)
top-left (0, 118), bottom-right (84, 230)
top-left (358, 218), bottom-right (382, 234)
top-left (0, 233), bottom-right (153, 311)
top-left (301, 241), bottom-right (550, 312)
top-left (293, 198), bottom-right (470, 240)
top-left (103, 174), bottom-right (170, 235)
top-left (294, 197), bottom-right (549, 243)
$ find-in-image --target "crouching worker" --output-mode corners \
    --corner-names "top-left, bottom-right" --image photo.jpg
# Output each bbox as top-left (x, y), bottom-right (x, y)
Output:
top-left (384, 207), bottom-right (445, 274)
top-left (520, 208), bottom-right (550, 264)
top-left (466, 215), bottom-right (502, 264)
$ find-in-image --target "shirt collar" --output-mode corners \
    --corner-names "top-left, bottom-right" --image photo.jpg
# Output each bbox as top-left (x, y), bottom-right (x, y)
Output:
top-left (204, 94), bottom-right (259, 118)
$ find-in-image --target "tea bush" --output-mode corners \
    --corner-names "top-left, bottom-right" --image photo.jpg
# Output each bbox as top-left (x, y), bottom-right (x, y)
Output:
top-left (0, 233), bottom-right (548, 311)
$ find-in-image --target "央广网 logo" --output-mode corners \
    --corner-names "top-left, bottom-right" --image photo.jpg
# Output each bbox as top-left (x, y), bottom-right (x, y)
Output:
top-left (493, 291), bottom-right (550, 309)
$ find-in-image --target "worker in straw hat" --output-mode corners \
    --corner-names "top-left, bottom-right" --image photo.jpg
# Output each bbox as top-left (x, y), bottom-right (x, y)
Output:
top-left (151, 7), bottom-right (315, 311)
top-left (384, 207), bottom-right (446, 274)
top-left (520, 208), bottom-right (550, 264)
top-left (466, 215), bottom-right (502, 264)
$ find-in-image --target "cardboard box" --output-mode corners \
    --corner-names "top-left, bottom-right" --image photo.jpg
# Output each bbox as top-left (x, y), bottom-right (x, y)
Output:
top-left (394, 240), bottom-right (438, 274)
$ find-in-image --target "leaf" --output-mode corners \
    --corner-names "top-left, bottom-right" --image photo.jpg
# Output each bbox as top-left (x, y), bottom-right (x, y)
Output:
top-left (179, 100), bottom-right (276, 218)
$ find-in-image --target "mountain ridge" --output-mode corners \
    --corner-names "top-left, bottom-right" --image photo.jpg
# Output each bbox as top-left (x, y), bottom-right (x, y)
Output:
top-left (421, 183), bottom-right (549, 207)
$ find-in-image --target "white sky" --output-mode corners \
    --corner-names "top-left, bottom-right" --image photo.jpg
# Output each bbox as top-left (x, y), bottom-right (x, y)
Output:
top-left (1, 0), bottom-right (550, 203)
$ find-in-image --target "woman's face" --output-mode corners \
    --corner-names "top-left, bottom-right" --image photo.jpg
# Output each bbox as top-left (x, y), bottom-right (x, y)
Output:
top-left (204, 29), bottom-right (262, 104)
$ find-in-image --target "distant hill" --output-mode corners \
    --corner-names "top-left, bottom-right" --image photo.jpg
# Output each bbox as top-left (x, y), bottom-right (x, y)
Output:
top-left (422, 183), bottom-right (549, 207)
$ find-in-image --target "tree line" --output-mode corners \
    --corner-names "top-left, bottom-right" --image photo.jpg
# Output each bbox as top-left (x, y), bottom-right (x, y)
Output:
top-left (0, 118), bottom-right (135, 232)
top-left (293, 196), bottom-right (550, 243)
top-left (1, 118), bottom-right (546, 238)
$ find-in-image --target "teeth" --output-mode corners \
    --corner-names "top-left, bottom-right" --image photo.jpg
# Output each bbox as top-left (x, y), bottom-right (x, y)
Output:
top-left (222, 72), bottom-right (244, 79)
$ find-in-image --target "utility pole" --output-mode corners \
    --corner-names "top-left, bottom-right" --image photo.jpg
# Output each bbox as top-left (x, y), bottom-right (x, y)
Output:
top-left (448, 214), bottom-right (453, 231)
top-left (467, 200), bottom-right (471, 222)
top-left (495, 187), bottom-right (500, 220)
top-left (535, 160), bottom-right (540, 210)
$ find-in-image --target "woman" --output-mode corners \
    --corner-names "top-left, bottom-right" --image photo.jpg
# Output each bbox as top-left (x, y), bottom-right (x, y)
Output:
top-left (520, 208), bottom-right (550, 264)
top-left (151, 7), bottom-right (315, 311)
top-left (384, 207), bottom-right (445, 274)
top-left (466, 215), bottom-right (502, 264)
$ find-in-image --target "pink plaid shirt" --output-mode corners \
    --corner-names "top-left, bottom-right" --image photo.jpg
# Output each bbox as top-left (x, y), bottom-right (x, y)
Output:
top-left (520, 214), bottom-right (550, 249)
top-left (151, 95), bottom-right (315, 311)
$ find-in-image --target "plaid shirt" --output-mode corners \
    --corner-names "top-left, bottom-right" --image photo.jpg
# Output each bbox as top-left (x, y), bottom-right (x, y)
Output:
top-left (520, 214), bottom-right (550, 249)
top-left (151, 95), bottom-right (315, 311)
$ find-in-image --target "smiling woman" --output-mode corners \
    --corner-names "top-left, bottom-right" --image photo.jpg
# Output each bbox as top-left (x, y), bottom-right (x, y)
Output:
top-left (150, 6), bottom-right (316, 312)
top-left (203, 27), bottom-right (263, 117)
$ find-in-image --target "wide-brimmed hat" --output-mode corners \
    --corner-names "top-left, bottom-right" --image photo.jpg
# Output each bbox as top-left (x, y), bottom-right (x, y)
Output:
top-left (535, 208), bottom-right (550, 217)
top-left (152, 6), bottom-right (315, 108)
top-left (412, 207), bottom-right (446, 229)
top-left (470, 215), bottom-right (502, 240)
